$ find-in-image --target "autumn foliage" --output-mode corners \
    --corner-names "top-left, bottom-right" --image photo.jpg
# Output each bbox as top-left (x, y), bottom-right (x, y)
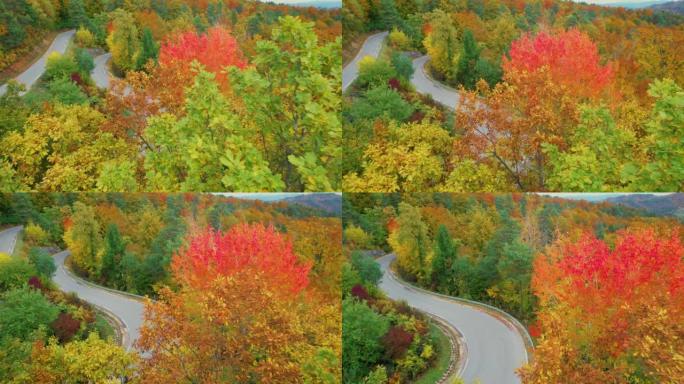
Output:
top-left (503, 29), bottom-right (614, 99)
top-left (159, 26), bottom-right (246, 87)
top-left (171, 224), bottom-right (311, 294)
top-left (521, 230), bottom-right (684, 383)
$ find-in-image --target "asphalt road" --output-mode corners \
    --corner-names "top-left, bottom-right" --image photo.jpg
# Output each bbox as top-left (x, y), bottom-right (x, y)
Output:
top-left (0, 30), bottom-right (76, 96)
top-left (92, 53), bottom-right (112, 89)
top-left (378, 254), bottom-right (528, 384)
top-left (52, 250), bottom-right (145, 352)
top-left (0, 226), bottom-right (22, 255)
top-left (412, 55), bottom-right (460, 110)
top-left (342, 31), bottom-right (388, 92)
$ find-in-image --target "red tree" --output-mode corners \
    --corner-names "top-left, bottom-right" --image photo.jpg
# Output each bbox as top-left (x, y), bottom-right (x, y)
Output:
top-left (159, 26), bottom-right (247, 87)
top-left (172, 224), bottom-right (311, 294)
top-left (503, 29), bottom-right (614, 99)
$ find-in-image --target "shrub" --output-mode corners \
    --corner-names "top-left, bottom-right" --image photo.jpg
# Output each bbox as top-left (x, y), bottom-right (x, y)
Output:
top-left (391, 52), bottom-right (414, 81)
top-left (0, 258), bottom-right (36, 292)
top-left (350, 86), bottom-right (414, 122)
top-left (0, 287), bottom-right (59, 341)
top-left (382, 326), bottom-right (414, 360)
top-left (25, 222), bottom-right (49, 246)
top-left (344, 225), bottom-right (372, 249)
top-left (51, 312), bottom-right (81, 343)
top-left (28, 248), bottom-right (56, 279)
top-left (27, 276), bottom-right (43, 290)
top-left (343, 298), bottom-right (390, 384)
top-left (75, 27), bottom-right (95, 48)
top-left (357, 56), bottom-right (397, 89)
top-left (389, 28), bottom-right (411, 50)
top-left (47, 77), bottom-right (89, 105)
top-left (351, 251), bottom-right (382, 286)
top-left (351, 284), bottom-right (371, 301)
top-left (74, 48), bottom-right (94, 74)
top-left (45, 52), bottom-right (78, 81)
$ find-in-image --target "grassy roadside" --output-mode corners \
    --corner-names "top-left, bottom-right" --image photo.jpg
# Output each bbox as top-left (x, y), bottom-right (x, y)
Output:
top-left (414, 322), bottom-right (454, 384)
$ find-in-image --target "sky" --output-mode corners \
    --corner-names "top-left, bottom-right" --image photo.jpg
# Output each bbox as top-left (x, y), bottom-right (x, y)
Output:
top-left (570, 0), bottom-right (669, 4)
top-left (538, 193), bottom-right (674, 202)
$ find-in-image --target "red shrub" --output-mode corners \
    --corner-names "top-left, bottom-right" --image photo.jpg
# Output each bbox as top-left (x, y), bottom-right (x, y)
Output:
top-left (28, 276), bottom-right (43, 290)
top-left (382, 326), bottom-right (414, 359)
top-left (350, 284), bottom-right (371, 301)
top-left (51, 312), bottom-right (81, 343)
top-left (388, 77), bottom-right (401, 91)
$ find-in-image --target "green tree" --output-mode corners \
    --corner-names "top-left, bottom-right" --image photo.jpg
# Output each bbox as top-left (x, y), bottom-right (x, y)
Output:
top-left (423, 10), bottom-right (459, 82)
top-left (349, 86), bottom-right (414, 122)
top-left (100, 224), bottom-right (125, 288)
top-left (106, 9), bottom-right (140, 72)
top-left (145, 69), bottom-right (284, 192)
top-left (456, 29), bottom-right (481, 89)
top-left (389, 203), bottom-right (430, 280)
top-left (228, 17), bottom-right (342, 190)
top-left (431, 225), bottom-right (457, 291)
top-left (378, 0), bottom-right (402, 30)
top-left (47, 77), bottom-right (89, 105)
top-left (0, 258), bottom-right (36, 292)
top-left (0, 287), bottom-right (59, 341)
top-left (390, 52), bottom-right (414, 82)
top-left (137, 27), bottom-right (159, 69)
top-left (66, 0), bottom-right (89, 28)
top-left (356, 57), bottom-right (397, 89)
top-left (74, 48), bottom-right (94, 75)
top-left (44, 52), bottom-right (78, 81)
top-left (625, 79), bottom-right (684, 191)
top-left (350, 251), bottom-right (382, 286)
top-left (495, 240), bottom-right (534, 319)
top-left (342, 298), bottom-right (390, 384)
top-left (64, 201), bottom-right (102, 276)
top-left (27, 248), bottom-right (56, 279)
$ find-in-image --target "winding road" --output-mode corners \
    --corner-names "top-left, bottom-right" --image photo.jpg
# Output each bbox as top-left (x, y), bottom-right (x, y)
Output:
top-left (0, 29), bottom-right (114, 95)
top-left (0, 30), bottom-right (75, 96)
top-left (378, 254), bottom-right (529, 384)
top-left (0, 226), bottom-right (22, 255)
top-left (92, 53), bottom-right (112, 89)
top-left (52, 251), bottom-right (144, 351)
top-left (411, 55), bottom-right (459, 109)
top-left (0, 226), bottom-right (144, 352)
top-left (343, 32), bottom-right (460, 109)
top-left (342, 31), bottom-right (388, 92)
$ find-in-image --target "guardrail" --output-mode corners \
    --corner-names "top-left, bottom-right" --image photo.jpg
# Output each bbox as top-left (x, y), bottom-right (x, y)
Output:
top-left (426, 312), bottom-right (466, 384)
top-left (387, 255), bottom-right (535, 362)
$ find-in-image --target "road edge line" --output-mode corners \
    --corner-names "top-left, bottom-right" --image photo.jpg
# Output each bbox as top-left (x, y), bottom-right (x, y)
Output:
top-left (386, 254), bottom-right (534, 363)
top-left (61, 252), bottom-right (147, 302)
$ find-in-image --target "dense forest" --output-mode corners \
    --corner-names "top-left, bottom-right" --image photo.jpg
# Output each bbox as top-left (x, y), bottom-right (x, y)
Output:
top-left (0, 0), bottom-right (341, 192)
top-left (0, 193), bottom-right (342, 382)
top-left (343, 193), bottom-right (684, 383)
top-left (342, 0), bottom-right (684, 192)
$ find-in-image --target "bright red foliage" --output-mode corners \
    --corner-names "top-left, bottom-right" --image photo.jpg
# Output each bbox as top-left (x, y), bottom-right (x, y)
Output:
top-left (172, 224), bottom-right (311, 294)
top-left (159, 26), bottom-right (247, 86)
top-left (503, 29), bottom-right (614, 99)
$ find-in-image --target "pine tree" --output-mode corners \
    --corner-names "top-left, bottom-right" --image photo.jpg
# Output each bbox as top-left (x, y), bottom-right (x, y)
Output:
top-left (456, 29), bottom-right (481, 89)
top-left (431, 225), bottom-right (457, 291)
top-left (101, 224), bottom-right (125, 288)
top-left (137, 27), bottom-right (159, 70)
